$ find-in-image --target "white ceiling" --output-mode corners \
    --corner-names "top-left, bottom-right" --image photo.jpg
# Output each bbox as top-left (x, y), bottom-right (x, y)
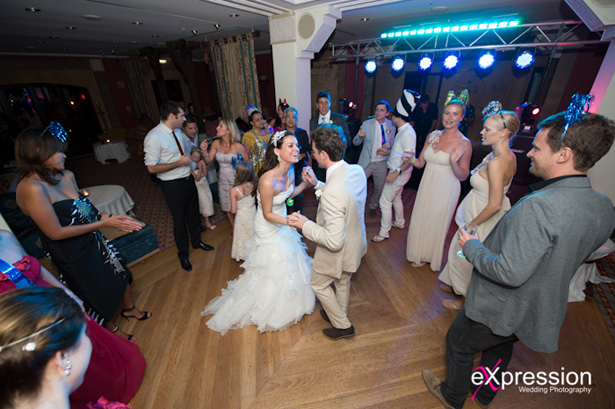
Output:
top-left (0, 0), bottom-right (580, 57)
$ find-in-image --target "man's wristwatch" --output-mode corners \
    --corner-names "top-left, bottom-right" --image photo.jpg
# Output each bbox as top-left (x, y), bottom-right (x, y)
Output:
top-left (395, 167), bottom-right (402, 174)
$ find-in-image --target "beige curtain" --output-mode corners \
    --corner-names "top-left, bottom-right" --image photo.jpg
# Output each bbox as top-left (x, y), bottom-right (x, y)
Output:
top-left (119, 57), bottom-right (155, 123)
top-left (209, 33), bottom-right (261, 120)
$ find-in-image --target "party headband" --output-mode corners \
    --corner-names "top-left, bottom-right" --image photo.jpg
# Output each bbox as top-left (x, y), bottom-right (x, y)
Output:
top-left (482, 101), bottom-right (507, 129)
top-left (558, 93), bottom-right (594, 149)
top-left (0, 318), bottom-right (66, 353)
top-left (444, 89), bottom-right (469, 107)
top-left (41, 121), bottom-right (69, 142)
top-left (231, 152), bottom-right (244, 171)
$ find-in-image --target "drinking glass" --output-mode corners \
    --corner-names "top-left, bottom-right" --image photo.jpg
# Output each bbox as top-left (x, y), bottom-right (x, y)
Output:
top-left (456, 222), bottom-right (477, 258)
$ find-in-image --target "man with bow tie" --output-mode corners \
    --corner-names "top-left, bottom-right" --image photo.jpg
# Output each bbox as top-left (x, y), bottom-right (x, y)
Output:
top-left (310, 91), bottom-right (350, 182)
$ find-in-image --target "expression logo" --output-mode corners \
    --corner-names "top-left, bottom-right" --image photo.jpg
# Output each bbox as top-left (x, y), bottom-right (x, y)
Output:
top-left (471, 359), bottom-right (502, 401)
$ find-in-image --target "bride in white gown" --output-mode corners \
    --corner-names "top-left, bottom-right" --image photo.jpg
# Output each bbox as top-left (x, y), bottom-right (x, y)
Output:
top-left (201, 130), bottom-right (315, 334)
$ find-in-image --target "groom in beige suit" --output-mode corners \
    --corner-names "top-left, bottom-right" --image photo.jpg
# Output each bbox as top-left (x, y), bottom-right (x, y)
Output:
top-left (289, 125), bottom-right (367, 340)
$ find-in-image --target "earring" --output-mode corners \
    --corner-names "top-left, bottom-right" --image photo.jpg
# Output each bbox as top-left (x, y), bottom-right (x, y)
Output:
top-left (64, 359), bottom-right (72, 376)
top-left (276, 153), bottom-right (281, 162)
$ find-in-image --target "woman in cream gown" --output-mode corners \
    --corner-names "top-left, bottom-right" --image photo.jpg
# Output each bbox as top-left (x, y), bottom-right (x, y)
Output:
top-left (439, 103), bottom-right (519, 310)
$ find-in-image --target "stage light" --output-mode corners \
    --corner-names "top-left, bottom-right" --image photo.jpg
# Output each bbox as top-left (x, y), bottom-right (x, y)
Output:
top-left (380, 19), bottom-right (520, 38)
top-left (391, 56), bottom-right (405, 72)
top-left (478, 52), bottom-right (495, 69)
top-left (365, 60), bottom-right (377, 73)
top-left (532, 107), bottom-right (541, 116)
top-left (515, 51), bottom-right (534, 69)
top-left (443, 54), bottom-right (459, 70)
top-left (419, 56), bottom-right (432, 70)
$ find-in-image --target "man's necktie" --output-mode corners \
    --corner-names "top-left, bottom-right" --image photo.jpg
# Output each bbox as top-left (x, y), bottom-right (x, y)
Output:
top-left (380, 124), bottom-right (386, 145)
top-left (172, 130), bottom-right (184, 155)
top-left (320, 116), bottom-right (326, 124)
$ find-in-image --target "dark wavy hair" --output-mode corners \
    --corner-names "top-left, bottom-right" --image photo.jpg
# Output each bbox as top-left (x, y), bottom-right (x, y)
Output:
top-left (15, 127), bottom-right (66, 186)
top-left (257, 130), bottom-right (296, 178)
top-left (311, 124), bottom-right (346, 162)
top-left (0, 287), bottom-right (84, 408)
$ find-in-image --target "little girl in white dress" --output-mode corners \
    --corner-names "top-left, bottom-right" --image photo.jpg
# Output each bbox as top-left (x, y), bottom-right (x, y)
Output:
top-left (190, 148), bottom-right (215, 230)
top-left (230, 161), bottom-right (257, 261)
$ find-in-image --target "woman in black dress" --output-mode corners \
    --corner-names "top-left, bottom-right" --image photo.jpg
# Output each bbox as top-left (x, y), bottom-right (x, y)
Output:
top-left (15, 123), bottom-right (151, 341)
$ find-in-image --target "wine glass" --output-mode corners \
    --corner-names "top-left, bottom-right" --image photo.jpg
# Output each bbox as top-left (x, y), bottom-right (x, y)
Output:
top-left (456, 222), bottom-right (477, 258)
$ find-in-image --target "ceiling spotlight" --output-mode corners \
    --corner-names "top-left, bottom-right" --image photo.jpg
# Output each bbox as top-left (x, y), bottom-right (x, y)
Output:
top-left (391, 56), bottom-right (405, 72)
top-left (443, 54), bottom-right (459, 70)
top-left (151, 34), bottom-right (160, 38)
top-left (478, 52), bottom-right (495, 69)
top-left (191, 30), bottom-right (198, 36)
top-left (229, 13), bottom-right (239, 18)
top-left (65, 26), bottom-right (77, 30)
top-left (515, 51), bottom-right (534, 69)
top-left (360, 17), bottom-right (369, 22)
top-left (48, 35), bottom-right (59, 39)
top-left (419, 56), bottom-right (432, 70)
top-left (132, 21), bottom-right (142, 25)
top-left (25, 8), bottom-right (41, 12)
top-left (214, 24), bottom-right (221, 30)
top-left (159, 59), bottom-right (167, 64)
top-left (365, 60), bottom-right (377, 74)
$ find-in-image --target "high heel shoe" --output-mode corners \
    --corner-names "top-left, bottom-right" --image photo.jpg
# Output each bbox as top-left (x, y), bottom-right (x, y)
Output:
top-left (121, 305), bottom-right (152, 321)
top-left (112, 325), bottom-right (136, 342)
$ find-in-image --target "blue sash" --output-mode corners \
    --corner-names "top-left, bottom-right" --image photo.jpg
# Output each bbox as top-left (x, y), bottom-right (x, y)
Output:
top-left (0, 259), bottom-right (35, 288)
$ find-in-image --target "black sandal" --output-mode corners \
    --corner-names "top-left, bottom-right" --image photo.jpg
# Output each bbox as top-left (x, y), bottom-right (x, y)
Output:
top-left (121, 305), bottom-right (152, 321)
top-left (112, 325), bottom-right (136, 342)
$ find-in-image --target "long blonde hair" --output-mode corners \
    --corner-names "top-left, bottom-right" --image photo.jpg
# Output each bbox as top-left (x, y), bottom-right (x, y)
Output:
top-left (219, 119), bottom-right (241, 144)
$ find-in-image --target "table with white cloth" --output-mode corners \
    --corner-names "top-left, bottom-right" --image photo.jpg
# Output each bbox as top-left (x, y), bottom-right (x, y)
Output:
top-left (93, 141), bottom-right (130, 164)
top-left (83, 185), bottom-right (135, 216)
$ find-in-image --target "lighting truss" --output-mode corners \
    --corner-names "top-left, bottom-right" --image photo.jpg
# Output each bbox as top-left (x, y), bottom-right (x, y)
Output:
top-left (330, 20), bottom-right (607, 61)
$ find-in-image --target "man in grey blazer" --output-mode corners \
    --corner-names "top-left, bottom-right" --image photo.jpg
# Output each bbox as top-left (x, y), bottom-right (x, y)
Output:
top-left (353, 100), bottom-right (396, 215)
top-left (423, 111), bottom-right (615, 409)
top-left (309, 91), bottom-right (351, 182)
top-left (289, 125), bottom-right (367, 340)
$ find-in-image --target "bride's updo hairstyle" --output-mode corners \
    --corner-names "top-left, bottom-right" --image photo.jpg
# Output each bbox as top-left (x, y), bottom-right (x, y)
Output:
top-left (15, 127), bottom-right (66, 185)
top-left (258, 130), bottom-right (295, 178)
top-left (0, 287), bottom-right (84, 407)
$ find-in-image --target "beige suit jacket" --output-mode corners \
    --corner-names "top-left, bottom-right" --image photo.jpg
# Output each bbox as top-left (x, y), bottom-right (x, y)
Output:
top-left (302, 161), bottom-right (367, 278)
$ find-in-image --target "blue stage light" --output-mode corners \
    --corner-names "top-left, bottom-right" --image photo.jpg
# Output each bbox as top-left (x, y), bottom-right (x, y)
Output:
top-left (478, 52), bottom-right (495, 69)
top-left (515, 51), bottom-right (534, 69)
top-left (419, 56), bottom-right (432, 70)
top-left (365, 60), bottom-right (377, 73)
top-left (443, 54), bottom-right (459, 70)
top-left (391, 57), bottom-right (404, 72)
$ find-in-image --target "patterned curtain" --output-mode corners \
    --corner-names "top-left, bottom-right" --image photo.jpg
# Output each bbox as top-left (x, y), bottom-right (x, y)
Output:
top-left (209, 33), bottom-right (260, 120)
top-left (120, 57), bottom-right (155, 123)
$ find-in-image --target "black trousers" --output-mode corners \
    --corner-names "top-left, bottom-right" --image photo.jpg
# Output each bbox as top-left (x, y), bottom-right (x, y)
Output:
top-left (160, 175), bottom-right (202, 258)
top-left (441, 308), bottom-right (518, 408)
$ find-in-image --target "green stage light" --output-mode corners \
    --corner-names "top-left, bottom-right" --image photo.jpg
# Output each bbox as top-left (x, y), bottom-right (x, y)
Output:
top-left (380, 19), bottom-right (521, 39)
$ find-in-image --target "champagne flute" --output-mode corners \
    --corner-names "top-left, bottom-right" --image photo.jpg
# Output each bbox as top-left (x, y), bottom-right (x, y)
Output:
top-left (457, 222), bottom-right (477, 258)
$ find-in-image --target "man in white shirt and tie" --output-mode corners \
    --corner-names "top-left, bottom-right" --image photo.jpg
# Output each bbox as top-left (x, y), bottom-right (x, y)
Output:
top-left (309, 91), bottom-right (350, 181)
top-left (352, 100), bottom-right (396, 216)
top-left (144, 101), bottom-right (214, 272)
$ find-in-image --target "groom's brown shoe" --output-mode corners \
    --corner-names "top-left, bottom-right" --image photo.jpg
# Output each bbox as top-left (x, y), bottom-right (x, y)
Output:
top-left (422, 370), bottom-right (454, 409)
top-left (319, 309), bottom-right (331, 323)
top-left (323, 325), bottom-right (355, 340)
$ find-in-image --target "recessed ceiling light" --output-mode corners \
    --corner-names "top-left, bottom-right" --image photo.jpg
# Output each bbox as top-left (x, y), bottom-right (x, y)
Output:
top-left (159, 59), bottom-right (168, 64)
top-left (25, 8), bottom-right (41, 12)
top-left (82, 15), bottom-right (102, 21)
top-left (360, 17), bottom-right (369, 22)
top-left (132, 21), bottom-right (143, 25)
top-left (431, 6), bottom-right (448, 12)
top-left (132, 41), bottom-right (138, 44)
top-left (49, 35), bottom-right (59, 39)
top-left (191, 30), bottom-right (198, 36)
top-left (151, 34), bottom-right (160, 38)
top-left (65, 26), bottom-right (77, 30)
top-left (37, 40), bottom-right (45, 44)
top-left (229, 13), bottom-right (239, 18)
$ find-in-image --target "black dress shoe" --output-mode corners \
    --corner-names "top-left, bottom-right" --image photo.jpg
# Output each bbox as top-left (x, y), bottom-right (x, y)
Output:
top-left (322, 325), bottom-right (355, 340)
top-left (319, 309), bottom-right (331, 323)
top-left (179, 257), bottom-right (192, 271)
top-left (195, 242), bottom-right (214, 251)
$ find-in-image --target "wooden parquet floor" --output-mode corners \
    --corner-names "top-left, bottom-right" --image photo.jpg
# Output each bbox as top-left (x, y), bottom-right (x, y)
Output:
top-left (120, 190), bottom-right (615, 409)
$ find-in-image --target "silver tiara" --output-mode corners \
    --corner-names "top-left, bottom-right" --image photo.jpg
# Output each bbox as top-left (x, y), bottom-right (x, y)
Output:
top-left (271, 131), bottom-right (286, 146)
top-left (0, 318), bottom-right (66, 353)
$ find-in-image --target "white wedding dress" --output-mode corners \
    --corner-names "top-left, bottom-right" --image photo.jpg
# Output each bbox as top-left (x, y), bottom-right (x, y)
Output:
top-left (202, 185), bottom-right (315, 334)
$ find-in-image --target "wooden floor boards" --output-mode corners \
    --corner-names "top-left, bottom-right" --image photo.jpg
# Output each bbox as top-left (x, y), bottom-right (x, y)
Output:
top-left (121, 193), bottom-right (615, 409)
